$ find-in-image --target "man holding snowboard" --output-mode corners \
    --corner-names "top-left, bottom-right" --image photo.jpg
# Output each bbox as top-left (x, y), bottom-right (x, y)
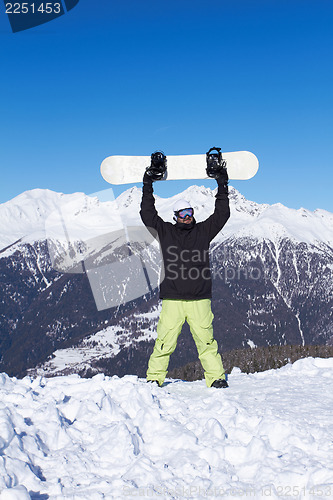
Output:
top-left (140, 148), bottom-right (230, 388)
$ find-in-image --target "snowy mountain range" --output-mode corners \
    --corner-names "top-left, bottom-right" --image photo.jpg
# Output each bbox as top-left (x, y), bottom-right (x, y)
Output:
top-left (0, 185), bottom-right (332, 378)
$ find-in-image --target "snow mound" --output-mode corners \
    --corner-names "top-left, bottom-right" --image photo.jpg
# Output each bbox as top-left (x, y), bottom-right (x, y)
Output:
top-left (1, 358), bottom-right (333, 499)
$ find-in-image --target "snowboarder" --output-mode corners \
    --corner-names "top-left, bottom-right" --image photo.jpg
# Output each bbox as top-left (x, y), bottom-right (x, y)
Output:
top-left (140, 149), bottom-right (230, 388)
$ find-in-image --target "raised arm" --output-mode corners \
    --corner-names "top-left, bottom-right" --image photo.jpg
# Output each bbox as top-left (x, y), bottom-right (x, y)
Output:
top-left (139, 151), bottom-right (167, 231)
top-left (139, 172), bottom-right (164, 231)
top-left (203, 176), bottom-right (230, 241)
top-left (202, 151), bottom-right (231, 241)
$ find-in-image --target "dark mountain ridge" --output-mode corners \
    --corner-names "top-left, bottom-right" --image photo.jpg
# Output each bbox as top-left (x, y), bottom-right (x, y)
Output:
top-left (0, 187), bottom-right (332, 377)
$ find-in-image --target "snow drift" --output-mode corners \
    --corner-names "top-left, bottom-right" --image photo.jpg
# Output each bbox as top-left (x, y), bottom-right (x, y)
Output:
top-left (0, 357), bottom-right (332, 499)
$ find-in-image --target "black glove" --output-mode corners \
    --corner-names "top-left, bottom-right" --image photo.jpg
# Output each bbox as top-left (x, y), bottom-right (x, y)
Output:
top-left (216, 166), bottom-right (228, 184)
top-left (216, 167), bottom-right (229, 194)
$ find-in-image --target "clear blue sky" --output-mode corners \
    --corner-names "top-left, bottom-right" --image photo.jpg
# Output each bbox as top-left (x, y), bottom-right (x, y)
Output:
top-left (0, 0), bottom-right (332, 211)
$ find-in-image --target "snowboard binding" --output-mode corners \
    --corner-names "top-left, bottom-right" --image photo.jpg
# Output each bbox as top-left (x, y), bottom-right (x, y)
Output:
top-left (146, 151), bottom-right (167, 181)
top-left (206, 147), bottom-right (227, 179)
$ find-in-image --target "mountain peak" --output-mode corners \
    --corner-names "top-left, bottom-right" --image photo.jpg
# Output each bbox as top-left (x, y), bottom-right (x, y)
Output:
top-left (1, 186), bottom-right (332, 252)
top-left (116, 186), bottom-right (142, 209)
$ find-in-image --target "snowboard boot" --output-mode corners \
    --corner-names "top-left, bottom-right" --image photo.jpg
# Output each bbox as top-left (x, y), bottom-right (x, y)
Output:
top-left (147, 380), bottom-right (160, 386)
top-left (211, 379), bottom-right (229, 389)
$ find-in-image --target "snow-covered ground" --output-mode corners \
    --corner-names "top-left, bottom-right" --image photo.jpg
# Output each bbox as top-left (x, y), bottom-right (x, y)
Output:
top-left (1, 358), bottom-right (333, 500)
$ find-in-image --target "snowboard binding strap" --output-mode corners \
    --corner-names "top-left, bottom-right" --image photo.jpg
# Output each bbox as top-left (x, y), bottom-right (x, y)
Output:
top-left (146, 151), bottom-right (167, 181)
top-left (206, 147), bottom-right (227, 179)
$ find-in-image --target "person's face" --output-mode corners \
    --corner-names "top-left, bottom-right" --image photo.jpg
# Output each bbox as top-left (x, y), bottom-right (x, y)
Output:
top-left (176, 208), bottom-right (194, 224)
top-left (177, 215), bottom-right (193, 224)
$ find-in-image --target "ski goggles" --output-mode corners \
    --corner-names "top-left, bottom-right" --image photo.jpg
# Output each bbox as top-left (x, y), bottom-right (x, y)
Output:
top-left (177, 208), bottom-right (194, 219)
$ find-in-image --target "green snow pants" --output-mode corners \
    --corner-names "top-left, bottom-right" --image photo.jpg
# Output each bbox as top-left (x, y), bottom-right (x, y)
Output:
top-left (147, 299), bottom-right (225, 387)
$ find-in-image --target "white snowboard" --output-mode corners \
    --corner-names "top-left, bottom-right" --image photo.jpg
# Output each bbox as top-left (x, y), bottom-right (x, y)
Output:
top-left (101, 151), bottom-right (258, 185)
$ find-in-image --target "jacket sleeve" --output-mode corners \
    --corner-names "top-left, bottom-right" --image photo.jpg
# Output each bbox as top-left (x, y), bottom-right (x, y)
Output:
top-left (201, 177), bottom-right (230, 241)
top-left (139, 176), bottom-right (164, 232)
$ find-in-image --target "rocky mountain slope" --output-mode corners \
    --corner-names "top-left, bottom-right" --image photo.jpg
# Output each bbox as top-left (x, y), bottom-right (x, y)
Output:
top-left (0, 186), bottom-right (332, 377)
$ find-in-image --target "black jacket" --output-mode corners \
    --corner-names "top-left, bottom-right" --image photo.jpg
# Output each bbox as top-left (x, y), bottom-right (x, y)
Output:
top-left (140, 178), bottom-right (230, 300)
